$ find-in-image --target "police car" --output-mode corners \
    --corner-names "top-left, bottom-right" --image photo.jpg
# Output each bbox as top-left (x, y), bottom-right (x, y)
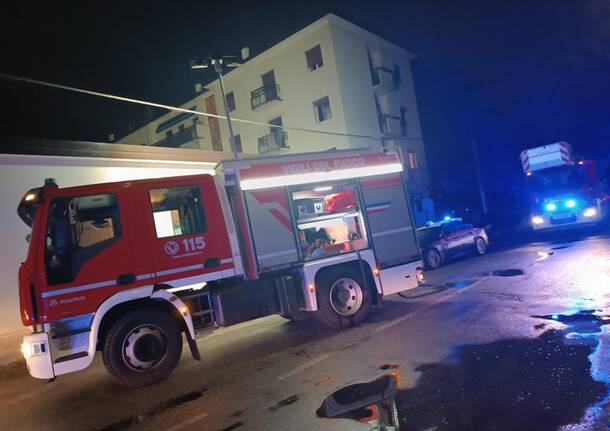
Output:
top-left (416, 218), bottom-right (489, 269)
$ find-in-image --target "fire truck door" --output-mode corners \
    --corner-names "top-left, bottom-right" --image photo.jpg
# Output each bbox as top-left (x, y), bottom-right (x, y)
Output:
top-left (38, 189), bottom-right (132, 326)
top-left (142, 176), bottom-right (234, 288)
top-left (361, 174), bottom-right (420, 268)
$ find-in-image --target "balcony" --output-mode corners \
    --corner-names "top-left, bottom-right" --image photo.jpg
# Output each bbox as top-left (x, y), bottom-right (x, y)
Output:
top-left (250, 83), bottom-right (281, 110)
top-left (258, 131), bottom-right (288, 154)
top-left (154, 125), bottom-right (198, 148)
top-left (378, 113), bottom-right (405, 136)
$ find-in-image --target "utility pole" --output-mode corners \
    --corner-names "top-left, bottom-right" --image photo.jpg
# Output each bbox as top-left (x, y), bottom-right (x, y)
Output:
top-left (470, 137), bottom-right (488, 215)
top-left (191, 51), bottom-right (248, 159)
top-left (466, 109), bottom-right (488, 215)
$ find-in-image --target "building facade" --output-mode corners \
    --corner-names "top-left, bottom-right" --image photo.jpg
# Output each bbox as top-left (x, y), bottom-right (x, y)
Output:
top-left (118, 14), bottom-right (434, 223)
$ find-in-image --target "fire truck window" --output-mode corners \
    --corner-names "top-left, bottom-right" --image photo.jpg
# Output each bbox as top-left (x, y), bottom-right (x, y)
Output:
top-left (292, 184), bottom-right (368, 261)
top-left (45, 193), bottom-right (121, 285)
top-left (149, 185), bottom-right (207, 238)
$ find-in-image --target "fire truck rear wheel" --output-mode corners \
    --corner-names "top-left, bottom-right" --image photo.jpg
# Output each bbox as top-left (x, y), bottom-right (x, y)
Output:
top-left (102, 309), bottom-right (183, 388)
top-left (315, 268), bottom-right (372, 329)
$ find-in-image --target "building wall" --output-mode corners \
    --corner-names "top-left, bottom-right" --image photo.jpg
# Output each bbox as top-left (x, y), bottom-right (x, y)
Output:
top-left (116, 14), bottom-right (426, 160)
top-left (117, 14), bottom-right (434, 221)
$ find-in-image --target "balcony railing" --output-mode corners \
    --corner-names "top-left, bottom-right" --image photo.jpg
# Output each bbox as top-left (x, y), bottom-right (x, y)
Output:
top-left (154, 125), bottom-right (197, 148)
top-left (258, 131), bottom-right (288, 154)
top-left (250, 83), bottom-right (281, 110)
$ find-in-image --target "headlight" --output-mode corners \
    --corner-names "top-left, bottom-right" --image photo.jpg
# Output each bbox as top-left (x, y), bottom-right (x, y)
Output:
top-left (545, 203), bottom-right (557, 211)
top-left (583, 208), bottom-right (597, 217)
top-left (566, 199), bottom-right (576, 208)
top-left (21, 341), bottom-right (46, 359)
top-left (21, 342), bottom-right (32, 359)
top-left (532, 216), bottom-right (544, 225)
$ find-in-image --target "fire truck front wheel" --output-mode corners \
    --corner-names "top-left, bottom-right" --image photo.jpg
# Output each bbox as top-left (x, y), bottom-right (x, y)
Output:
top-left (102, 309), bottom-right (183, 388)
top-left (315, 268), bottom-right (372, 329)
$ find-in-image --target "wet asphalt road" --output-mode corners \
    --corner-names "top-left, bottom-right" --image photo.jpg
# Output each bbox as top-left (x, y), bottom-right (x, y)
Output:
top-left (0, 231), bottom-right (609, 431)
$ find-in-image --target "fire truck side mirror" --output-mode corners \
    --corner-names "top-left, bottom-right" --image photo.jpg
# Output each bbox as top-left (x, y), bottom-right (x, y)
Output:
top-left (25, 233), bottom-right (31, 243)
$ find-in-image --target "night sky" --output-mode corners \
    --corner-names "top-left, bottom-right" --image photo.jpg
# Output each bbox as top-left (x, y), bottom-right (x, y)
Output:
top-left (1, 0), bottom-right (609, 195)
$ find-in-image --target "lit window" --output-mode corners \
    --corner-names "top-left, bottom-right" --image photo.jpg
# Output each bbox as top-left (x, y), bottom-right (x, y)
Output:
top-left (305, 45), bottom-right (324, 71)
top-left (313, 97), bottom-right (332, 122)
top-left (149, 185), bottom-right (207, 238)
top-left (292, 184), bottom-right (368, 261)
top-left (407, 151), bottom-right (418, 170)
top-left (226, 92), bottom-right (236, 112)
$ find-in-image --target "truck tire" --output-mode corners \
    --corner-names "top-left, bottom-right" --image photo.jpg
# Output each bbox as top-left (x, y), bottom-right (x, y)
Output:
top-left (425, 248), bottom-right (442, 270)
top-left (102, 309), bottom-right (182, 388)
top-left (315, 267), bottom-right (372, 329)
top-left (475, 237), bottom-right (487, 255)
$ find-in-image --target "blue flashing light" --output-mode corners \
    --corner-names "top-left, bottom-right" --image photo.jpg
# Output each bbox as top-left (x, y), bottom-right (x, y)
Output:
top-left (545, 203), bottom-right (557, 211)
top-left (566, 199), bottom-right (576, 208)
top-left (443, 216), bottom-right (451, 221)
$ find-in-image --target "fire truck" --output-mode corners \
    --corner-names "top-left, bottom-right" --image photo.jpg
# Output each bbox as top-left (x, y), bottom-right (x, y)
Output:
top-left (17, 148), bottom-right (423, 387)
top-left (521, 142), bottom-right (606, 231)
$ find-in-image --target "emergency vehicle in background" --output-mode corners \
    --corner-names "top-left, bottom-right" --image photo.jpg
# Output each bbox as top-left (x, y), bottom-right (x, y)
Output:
top-left (521, 142), bottom-right (606, 230)
top-left (17, 148), bottom-right (423, 387)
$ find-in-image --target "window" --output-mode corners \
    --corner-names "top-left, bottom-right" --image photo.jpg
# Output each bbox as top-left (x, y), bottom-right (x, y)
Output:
top-left (45, 193), bottom-right (121, 285)
top-left (226, 91), bottom-right (236, 112)
top-left (149, 185), bottom-right (207, 238)
top-left (367, 47), bottom-right (381, 86)
top-left (400, 107), bottom-right (408, 136)
top-left (392, 64), bottom-right (402, 88)
top-left (234, 134), bottom-right (243, 153)
top-left (305, 45), bottom-right (323, 71)
top-left (291, 183), bottom-right (368, 261)
top-left (407, 150), bottom-right (418, 170)
top-left (313, 97), bottom-right (332, 122)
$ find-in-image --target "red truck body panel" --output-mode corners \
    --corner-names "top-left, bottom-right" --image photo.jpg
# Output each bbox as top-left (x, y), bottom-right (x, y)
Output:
top-left (20, 174), bottom-right (233, 326)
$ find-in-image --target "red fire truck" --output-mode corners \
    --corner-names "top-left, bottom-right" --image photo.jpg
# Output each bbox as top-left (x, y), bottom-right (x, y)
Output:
top-left (17, 148), bottom-right (423, 387)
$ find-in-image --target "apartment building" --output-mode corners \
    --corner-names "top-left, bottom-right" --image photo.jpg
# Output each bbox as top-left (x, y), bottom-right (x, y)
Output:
top-left (118, 14), bottom-right (434, 222)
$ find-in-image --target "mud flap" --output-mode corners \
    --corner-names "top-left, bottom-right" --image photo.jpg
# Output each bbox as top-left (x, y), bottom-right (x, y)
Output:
top-left (186, 332), bottom-right (201, 361)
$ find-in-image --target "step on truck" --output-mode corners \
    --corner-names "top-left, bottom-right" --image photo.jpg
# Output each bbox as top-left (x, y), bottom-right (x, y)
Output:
top-left (17, 148), bottom-right (423, 387)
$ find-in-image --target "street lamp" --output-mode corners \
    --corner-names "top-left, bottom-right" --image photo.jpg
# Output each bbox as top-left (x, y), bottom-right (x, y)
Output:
top-left (191, 53), bottom-right (246, 159)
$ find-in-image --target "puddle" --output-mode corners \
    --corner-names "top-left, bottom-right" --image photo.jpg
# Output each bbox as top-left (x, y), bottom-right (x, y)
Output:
top-left (318, 312), bottom-right (610, 430)
top-left (96, 390), bottom-right (206, 431)
top-left (445, 280), bottom-right (476, 288)
top-left (399, 285), bottom-right (449, 298)
top-left (536, 251), bottom-right (554, 261)
top-left (268, 395), bottom-right (299, 412)
top-left (492, 268), bottom-right (524, 277)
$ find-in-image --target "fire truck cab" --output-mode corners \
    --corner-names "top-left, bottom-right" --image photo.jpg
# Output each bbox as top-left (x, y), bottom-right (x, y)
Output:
top-left (18, 149), bottom-right (423, 387)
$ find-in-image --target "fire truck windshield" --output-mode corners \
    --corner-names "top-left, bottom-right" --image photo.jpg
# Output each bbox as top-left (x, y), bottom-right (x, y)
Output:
top-left (526, 166), bottom-right (587, 195)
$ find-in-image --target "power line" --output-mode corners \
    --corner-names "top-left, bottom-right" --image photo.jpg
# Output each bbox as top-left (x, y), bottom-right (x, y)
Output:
top-left (0, 72), bottom-right (423, 143)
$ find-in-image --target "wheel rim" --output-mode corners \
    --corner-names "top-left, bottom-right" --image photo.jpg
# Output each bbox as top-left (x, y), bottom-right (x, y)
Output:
top-left (122, 324), bottom-right (168, 372)
top-left (329, 277), bottom-right (363, 317)
top-left (428, 250), bottom-right (440, 268)
top-left (476, 238), bottom-right (486, 254)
